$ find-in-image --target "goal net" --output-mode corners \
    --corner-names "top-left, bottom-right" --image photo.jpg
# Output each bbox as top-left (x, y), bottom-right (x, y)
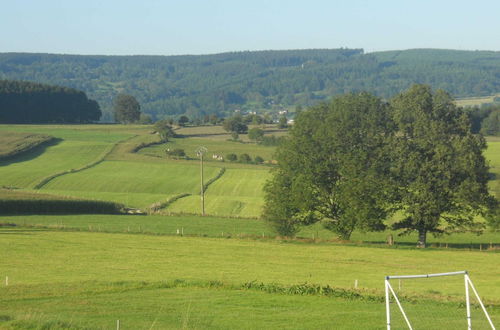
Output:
top-left (384, 271), bottom-right (496, 329)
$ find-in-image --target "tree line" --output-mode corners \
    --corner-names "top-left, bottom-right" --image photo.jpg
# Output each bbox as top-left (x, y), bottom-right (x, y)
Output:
top-left (0, 80), bottom-right (101, 123)
top-left (263, 85), bottom-right (498, 247)
top-left (1, 49), bottom-right (500, 121)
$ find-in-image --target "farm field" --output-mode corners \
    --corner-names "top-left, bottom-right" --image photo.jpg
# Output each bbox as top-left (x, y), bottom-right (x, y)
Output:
top-left (1, 213), bottom-right (500, 247)
top-left (455, 94), bottom-right (500, 107)
top-left (0, 125), bottom-right (131, 189)
top-left (0, 124), bottom-right (499, 328)
top-left (0, 124), bottom-right (274, 216)
top-left (139, 136), bottom-right (277, 162)
top-left (41, 160), bottom-right (219, 209)
top-left (0, 131), bottom-right (53, 160)
top-left (0, 229), bottom-right (498, 329)
top-left (166, 167), bottom-right (271, 217)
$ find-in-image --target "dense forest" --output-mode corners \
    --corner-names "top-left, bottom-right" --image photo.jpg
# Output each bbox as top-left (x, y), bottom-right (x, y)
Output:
top-left (0, 80), bottom-right (101, 123)
top-left (0, 49), bottom-right (499, 121)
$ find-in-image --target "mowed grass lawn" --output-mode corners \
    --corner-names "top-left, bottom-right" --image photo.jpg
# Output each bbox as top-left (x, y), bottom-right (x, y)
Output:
top-left (167, 167), bottom-right (271, 217)
top-left (0, 229), bottom-right (498, 329)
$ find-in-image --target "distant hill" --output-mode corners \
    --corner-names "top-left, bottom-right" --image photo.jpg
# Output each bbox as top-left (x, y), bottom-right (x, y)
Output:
top-left (0, 49), bottom-right (499, 121)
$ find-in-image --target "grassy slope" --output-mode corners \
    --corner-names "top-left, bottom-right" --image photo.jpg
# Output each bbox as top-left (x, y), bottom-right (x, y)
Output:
top-left (167, 167), bottom-right (271, 217)
top-left (0, 125), bottom-right (130, 189)
top-left (0, 131), bottom-right (53, 159)
top-left (41, 160), bottom-right (219, 209)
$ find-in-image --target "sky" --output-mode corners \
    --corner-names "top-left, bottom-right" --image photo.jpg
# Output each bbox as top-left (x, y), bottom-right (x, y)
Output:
top-left (1, 0), bottom-right (500, 56)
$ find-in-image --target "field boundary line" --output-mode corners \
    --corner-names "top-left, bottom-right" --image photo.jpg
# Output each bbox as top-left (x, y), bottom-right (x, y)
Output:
top-left (32, 135), bottom-right (136, 190)
top-left (202, 167), bottom-right (226, 194)
top-left (147, 193), bottom-right (192, 214)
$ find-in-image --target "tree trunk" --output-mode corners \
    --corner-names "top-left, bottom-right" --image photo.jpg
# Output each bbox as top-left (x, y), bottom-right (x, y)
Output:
top-left (417, 229), bottom-right (427, 248)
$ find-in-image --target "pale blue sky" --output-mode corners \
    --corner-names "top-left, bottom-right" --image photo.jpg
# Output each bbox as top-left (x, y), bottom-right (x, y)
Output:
top-left (1, 0), bottom-right (499, 55)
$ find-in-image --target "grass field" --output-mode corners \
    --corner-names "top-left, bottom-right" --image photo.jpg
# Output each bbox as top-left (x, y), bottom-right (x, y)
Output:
top-left (1, 213), bottom-right (499, 247)
top-left (41, 160), bottom-right (219, 209)
top-left (166, 167), bottom-right (271, 217)
top-left (485, 139), bottom-right (500, 198)
top-left (0, 229), bottom-right (498, 329)
top-left (1, 124), bottom-right (500, 328)
top-left (139, 136), bottom-right (277, 162)
top-left (0, 131), bottom-right (53, 160)
top-left (0, 126), bottom-right (131, 189)
top-left (455, 94), bottom-right (500, 107)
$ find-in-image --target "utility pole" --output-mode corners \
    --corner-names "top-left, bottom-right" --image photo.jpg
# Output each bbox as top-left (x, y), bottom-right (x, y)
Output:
top-left (196, 146), bottom-right (208, 216)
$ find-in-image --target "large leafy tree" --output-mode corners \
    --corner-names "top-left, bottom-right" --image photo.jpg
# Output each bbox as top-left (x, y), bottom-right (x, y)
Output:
top-left (114, 94), bottom-right (141, 124)
top-left (263, 93), bottom-right (395, 239)
top-left (223, 114), bottom-right (248, 134)
top-left (391, 85), bottom-right (496, 247)
top-left (153, 119), bottom-right (176, 142)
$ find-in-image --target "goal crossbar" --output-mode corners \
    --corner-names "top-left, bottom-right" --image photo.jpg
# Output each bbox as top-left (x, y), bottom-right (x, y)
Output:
top-left (384, 270), bottom-right (496, 330)
top-left (386, 270), bottom-right (467, 280)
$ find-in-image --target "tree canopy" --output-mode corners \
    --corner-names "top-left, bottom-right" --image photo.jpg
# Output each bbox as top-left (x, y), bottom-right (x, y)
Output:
top-left (223, 114), bottom-right (248, 134)
top-left (391, 85), bottom-right (496, 247)
top-left (113, 94), bottom-right (140, 124)
top-left (153, 119), bottom-right (176, 142)
top-left (2, 49), bottom-right (500, 121)
top-left (264, 85), bottom-right (497, 246)
top-left (0, 79), bottom-right (101, 123)
top-left (263, 92), bottom-right (394, 239)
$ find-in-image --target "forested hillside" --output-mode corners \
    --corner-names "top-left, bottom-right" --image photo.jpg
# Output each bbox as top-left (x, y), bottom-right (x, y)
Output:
top-left (1, 49), bottom-right (499, 121)
top-left (0, 80), bottom-right (101, 123)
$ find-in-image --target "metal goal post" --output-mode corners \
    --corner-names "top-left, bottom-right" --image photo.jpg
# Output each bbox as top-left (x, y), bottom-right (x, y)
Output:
top-left (384, 271), bottom-right (496, 330)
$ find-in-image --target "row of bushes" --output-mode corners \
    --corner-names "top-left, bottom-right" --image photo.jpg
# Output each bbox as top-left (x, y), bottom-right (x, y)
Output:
top-left (226, 153), bottom-right (264, 164)
top-left (0, 199), bottom-right (125, 215)
top-left (147, 193), bottom-right (191, 213)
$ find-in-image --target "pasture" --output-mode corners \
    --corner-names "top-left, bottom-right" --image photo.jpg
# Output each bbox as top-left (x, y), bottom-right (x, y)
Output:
top-left (0, 124), bottom-right (272, 216)
top-left (0, 124), bottom-right (499, 329)
top-left (0, 229), bottom-right (498, 329)
top-left (455, 94), bottom-right (500, 107)
top-left (0, 131), bottom-right (53, 160)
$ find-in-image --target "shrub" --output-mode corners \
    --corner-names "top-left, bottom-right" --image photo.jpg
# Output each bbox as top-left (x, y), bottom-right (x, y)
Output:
top-left (226, 153), bottom-right (237, 162)
top-left (248, 127), bottom-right (264, 142)
top-left (259, 135), bottom-right (285, 146)
top-left (0, 199), bottom-right (124, 215)
top-left (254, 156), bottom-right (264, 164)
top-left (239, 153), bottom-right (252, 163)
top-left (166, 148), bottom-right (186, 158)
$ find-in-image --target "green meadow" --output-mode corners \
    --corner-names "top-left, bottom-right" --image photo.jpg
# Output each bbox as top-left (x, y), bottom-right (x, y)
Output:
top-left (0, 124), bottom-right (499, 329)
top-left (0, 229), bottom-right (498, 329)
